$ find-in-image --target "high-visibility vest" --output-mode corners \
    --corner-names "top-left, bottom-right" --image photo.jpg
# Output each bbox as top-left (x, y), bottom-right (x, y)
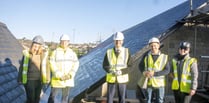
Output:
top-left (145, 53), bottom-right (168, 87)
top-left (22, 50), bottom-right (30, 84)
top-left (50, 47), bottom-right (79, 88)
top-left (106, 47), bottom-right (129, 83)
top-left (22, 50), bottom-right (49, 84)
top-left (41, 50), bottom-right (50, 84)
top-left (172, 57), bottom-right (197, 93)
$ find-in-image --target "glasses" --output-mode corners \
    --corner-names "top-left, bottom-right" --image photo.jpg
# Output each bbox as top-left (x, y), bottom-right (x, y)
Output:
top-left (179, 46), bottom-right (188, 50)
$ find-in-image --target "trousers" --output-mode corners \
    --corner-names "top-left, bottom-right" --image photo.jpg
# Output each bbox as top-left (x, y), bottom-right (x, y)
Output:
top-left (107, 83), bottom-right (126, 103)
top-left (173, 90), bottom-right (192, 103)
top-left (25, 80), bottom-right (42, 103)
top-left (50, 87), bottom-right (70, 103)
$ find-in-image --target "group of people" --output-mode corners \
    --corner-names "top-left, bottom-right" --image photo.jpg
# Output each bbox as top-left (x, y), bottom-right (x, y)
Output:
top-left (17, 31), bottom-right (198, 103)
top-left (103, 32), bottom-right (198, 103)
top-left (18, 34), bottom-right (79, 103)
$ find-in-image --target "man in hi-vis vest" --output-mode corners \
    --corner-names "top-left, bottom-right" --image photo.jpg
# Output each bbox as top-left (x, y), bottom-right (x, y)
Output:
top-left (103, 32), bottom-right (132, 103)
top-left (49, 34), bottom-right (79, 103)
top-left (18, 35), bottom-right (50, 103)
top-left (171, 41), bottom-right (198, 103)
top-left (138, 37), bottom-right (170, 103)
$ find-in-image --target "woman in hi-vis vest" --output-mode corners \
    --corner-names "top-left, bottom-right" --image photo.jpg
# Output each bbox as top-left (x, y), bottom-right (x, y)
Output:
top-left (18, 35), bottom-right (50, 103)
top-left (103, 32), bottom-right (132, 103)
top-left (171, 41), bottom-right (198, 103)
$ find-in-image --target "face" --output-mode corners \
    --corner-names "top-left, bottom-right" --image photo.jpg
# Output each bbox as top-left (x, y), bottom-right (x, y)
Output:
top-left (114, 40), bottom-right (123, 48)
top-left (179, 47), bottom-right (190, 55)
top-left (60, 40), bottom-right (69, 49)
top-left (30, 43), bottom-right (41, 55)
top-left (149, 42), bottom-right (160, 54)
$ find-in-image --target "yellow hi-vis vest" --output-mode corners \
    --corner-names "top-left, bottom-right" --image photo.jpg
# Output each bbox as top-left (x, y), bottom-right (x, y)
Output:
top-left (145, 53), bottom-right (168, 87)
top-left (22, 50), bottom-right (49, 84)
top-left (106, 47), bottom-right (129, 83)
top-left (171, 57), bottom-right (197, 93)
top-left (41, 50), bottom-right (50, 84)
top-left (22, 50), bottom-right (30, 84)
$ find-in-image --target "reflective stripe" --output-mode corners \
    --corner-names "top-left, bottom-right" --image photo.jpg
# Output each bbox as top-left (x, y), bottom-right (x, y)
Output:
top-left (42, 50), bottom-right (49, 84)
top-left (50, 47), bottom-right (79, 87)
top-left (23, 64), bottom-right (28, 67)
top-left (110, 64), bottom-right (127, 68)
top-left (22, 50), bottom-right (30, 84)
top-left (173, 78), bottom-right (178, 80)
top-left (145, 53), bottom-right (168, 87)
top-left (55, 59), bottom-right (77, 62)
top-left (106, 47), bottom-right (129, 83)
top-left (171, 57), bottom-right (196, 93)
top-left (182, 79), bottom-right (191, 83)
top-left (22, 71), bottom-right (27, 74)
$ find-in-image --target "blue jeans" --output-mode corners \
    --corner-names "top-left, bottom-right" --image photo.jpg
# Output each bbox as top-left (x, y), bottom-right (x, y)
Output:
top-left (147, 87), bottom-right (164, 103)
top-left (50, 87), bottom-right (70, 103)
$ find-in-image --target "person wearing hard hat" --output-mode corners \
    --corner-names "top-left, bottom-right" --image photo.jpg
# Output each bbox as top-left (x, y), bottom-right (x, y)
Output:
top-left (170, 41), bottom-right (198, 103)
top-left (49, 34), bottom-right (79, 103)
top-left (18, 35), bottom-right (50, 103)
top-left (138, 37), bottom-right (170, 103)
top-left (103, 32), bottom-right (132, 103)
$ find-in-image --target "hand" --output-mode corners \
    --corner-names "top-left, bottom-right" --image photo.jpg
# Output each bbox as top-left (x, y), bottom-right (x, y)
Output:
top-left (60, 74), bottom-right (71, 81)
top-left (189, 90), bottom-right (196, 96)
top-left (144, 71), bottom-right (154, 78)
top-left (149, 71), bottom-right (154, 77)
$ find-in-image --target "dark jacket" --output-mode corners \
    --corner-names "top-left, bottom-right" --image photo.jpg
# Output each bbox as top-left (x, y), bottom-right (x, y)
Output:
top-left (18, 50), bottom-right (50, 84)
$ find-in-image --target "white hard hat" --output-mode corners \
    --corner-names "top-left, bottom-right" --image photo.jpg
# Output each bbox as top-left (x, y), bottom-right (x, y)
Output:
top-left (60, 34), bottom-right (70, 41)
top-left (148, 37), bottom-right (160, 44)
top-left (32, 35), bottom-right (44, 45)
top-left (113, 32), bottom-right (124, 40)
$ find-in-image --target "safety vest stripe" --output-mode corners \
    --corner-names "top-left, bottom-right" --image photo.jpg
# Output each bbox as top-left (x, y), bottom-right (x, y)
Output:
top-left (182, 58), bottom-right (190, 74)
top-left (123, 48), bottom-right (127, 64)
top-left (172, 57), bottom-right (195, 93)
top-left (144, 57), bottom-right (148, 70)
top-left (22, 50), bottom-right (30, 84)
top-left (22, 71), bottom-right (27, 74)
top-left (55, 59), bottom-right (77, 62)
top-left (107, 48), bottom-right (128, 69)
top-left (23, 64), bottom-right (28, 67)
top-left (145, 53), bottom-right (167, 72)
top-left (107, 49), bottom-right (112, 66)
top-left (182, 79), bottom-right (191, 83)
top-left (110, 64), bottom-right (127, 68)
top-left (145, 53), bottom-right (167, 87)
top-left (159, 54), bottom-right (167, 71)
top-left (42, 51), bottom-right (48, 83)
top-left (173, 78), bottom-right (178, 80)
top-left (106, 47), bottom-right (129, 83)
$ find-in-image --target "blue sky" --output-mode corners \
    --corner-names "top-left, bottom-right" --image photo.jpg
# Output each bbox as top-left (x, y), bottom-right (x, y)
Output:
top-left (0, 0), bottom-right (187, 43)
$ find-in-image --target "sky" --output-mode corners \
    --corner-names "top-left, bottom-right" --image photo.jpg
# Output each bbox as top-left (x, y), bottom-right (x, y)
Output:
top-left (0, 0), bottom-right (187, 43)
